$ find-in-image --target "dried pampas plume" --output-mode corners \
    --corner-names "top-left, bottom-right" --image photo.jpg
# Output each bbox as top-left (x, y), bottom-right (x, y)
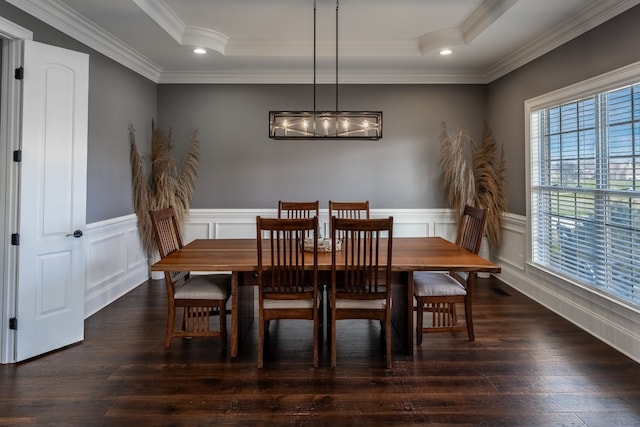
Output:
top-left (439, 121), bottom-right (507, 252)
top-left (129, 120), bottom-right (200, 258)
top-left (440, 123), bottom-right (476, 217)
top-left (473, 121), bottom-right (508, 250)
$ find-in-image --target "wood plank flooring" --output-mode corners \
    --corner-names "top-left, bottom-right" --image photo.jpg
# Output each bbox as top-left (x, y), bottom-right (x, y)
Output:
top-left (1, 277), bottom-right (640, 426)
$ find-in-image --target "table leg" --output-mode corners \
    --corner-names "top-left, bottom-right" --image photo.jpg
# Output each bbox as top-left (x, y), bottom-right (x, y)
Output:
top-left (406, 270), bottom-right (414, 353)
top-left (230, 271), bottom-right (255, 358)
top-left (391, 271), bottom-right (414, 355)
top-left (230, 272), bottom-right (239, 357)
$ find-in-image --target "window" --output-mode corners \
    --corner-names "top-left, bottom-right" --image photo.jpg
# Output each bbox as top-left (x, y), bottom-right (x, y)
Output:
top-left (528, 69), bottom-right (640, 307)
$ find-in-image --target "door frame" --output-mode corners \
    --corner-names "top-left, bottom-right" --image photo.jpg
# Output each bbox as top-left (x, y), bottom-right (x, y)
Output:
top-left (0, 17), bottom-right (32, 364)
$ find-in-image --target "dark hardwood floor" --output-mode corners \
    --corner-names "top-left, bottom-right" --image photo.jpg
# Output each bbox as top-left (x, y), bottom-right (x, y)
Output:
top-left (2, 277), bottom-right (640, 426)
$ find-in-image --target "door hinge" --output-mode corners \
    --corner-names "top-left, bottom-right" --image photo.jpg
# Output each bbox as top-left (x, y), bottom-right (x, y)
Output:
top-left (11, 233), bottom-right (19, 245)
top-left (14, 66), bottom-right (23, 80)
top-left (9, 318), bottom-right (17, 330)
top-left (13, 150), bottom-right (22, 162)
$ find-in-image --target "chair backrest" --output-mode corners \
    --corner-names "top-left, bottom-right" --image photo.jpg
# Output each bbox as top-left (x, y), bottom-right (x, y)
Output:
top-left (277, 201), bottom-right (319, 219)
top-left (328, 200), bottom-right (370, 220)
top-left (329, 201), bottom-right (370, 240)
top-left (149, 207), bottom-right (183, 258)
top-left (256, 216), bottom-right (318, 296)
top-left (149, 207), bottom-right (190, 288)
top-left (331, 217), bottom-right (393, 297)
top-left (456, 205), bottom-right (488, 254)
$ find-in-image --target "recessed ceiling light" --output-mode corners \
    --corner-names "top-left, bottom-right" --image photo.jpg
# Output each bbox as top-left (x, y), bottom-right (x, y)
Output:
top-left (440, 48), bottom-right (453, 56)
top-left (193, 47), bottom-right (207, 55)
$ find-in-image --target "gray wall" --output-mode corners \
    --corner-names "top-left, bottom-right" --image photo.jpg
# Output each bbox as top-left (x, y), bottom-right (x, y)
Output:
top-left (4, 1), bottom-right (640, 219)
top-left (486, 5), bottom-right (640, 215)
top-left (157, 83), bottom-right (485, 209)
top-left (0, 1), bottom-right (157, 223)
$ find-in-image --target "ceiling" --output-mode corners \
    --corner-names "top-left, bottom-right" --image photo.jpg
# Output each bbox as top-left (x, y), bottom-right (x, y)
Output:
top-left (7, 0), bottom-right (640, 84)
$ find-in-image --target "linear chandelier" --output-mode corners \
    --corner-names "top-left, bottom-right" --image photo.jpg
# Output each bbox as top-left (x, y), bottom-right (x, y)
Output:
top-left (269, 0), bottom-right (382, 140)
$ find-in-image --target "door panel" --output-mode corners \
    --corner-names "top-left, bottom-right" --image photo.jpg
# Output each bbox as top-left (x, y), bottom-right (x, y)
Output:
top-left (16, 40), bottom-right (88, 361)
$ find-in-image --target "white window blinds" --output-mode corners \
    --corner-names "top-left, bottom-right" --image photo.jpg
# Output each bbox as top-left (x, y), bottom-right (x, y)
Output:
top-left (530, 84), bottom-right (640, 306)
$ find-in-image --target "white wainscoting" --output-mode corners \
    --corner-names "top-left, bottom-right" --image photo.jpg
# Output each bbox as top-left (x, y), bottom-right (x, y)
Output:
top-left (89, 209), bottom-right (640, 363)
top-left (84, 214), bottom-right (148, 317)
top-left (182, 208), bottom-right (458, 241)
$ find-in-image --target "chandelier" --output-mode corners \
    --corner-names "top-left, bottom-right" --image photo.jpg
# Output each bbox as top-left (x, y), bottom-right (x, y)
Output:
top-left (269, 0), bottom-right (382, 140)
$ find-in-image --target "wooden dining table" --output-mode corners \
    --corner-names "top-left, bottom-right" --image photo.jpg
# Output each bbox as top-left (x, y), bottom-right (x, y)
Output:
top-left (151, 237), bottom-right (501, 357)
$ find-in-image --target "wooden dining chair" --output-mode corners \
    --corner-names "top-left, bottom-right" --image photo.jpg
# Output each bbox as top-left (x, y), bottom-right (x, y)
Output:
top-left (413, 205), bottom-right (488, 344)
top-left (328, 200), bottom-right (370, 219)
top-left (328, 200), bottom-right (370, 241)
top-left (276, 200), bottom-right (325, 334)
top-left (256, 216), bottom-right (320, 368)
top-left (330, 216), bottom-right (394, 368)
top-left (278, 201), bottom-right (319, 238)
top-left (149, 207), bottom-right (231, 352)
top-left (278, 200), bottom-right (319, 219)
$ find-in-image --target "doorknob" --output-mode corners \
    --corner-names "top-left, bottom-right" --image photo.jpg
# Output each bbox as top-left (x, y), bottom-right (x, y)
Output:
top-left (66, 230), bottom-right (83, 238)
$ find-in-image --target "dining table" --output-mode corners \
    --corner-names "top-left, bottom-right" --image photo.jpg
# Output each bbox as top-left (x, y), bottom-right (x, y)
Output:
top-left (151, 236), bottom-right (501, 357)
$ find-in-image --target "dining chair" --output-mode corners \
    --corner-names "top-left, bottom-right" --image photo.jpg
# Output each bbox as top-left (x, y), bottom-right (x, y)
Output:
top-left (326, 200), bottom-right (371, 295)
top-left (330, 216), bottom-right (394, 368)
top-left (149, 207), bottom-right (231, 352)
top-left (413, 205), bottom-right (488, 344)
top-left (328, 200), bottom-right (370, 219)
top-left (277, 200), bottom-right (325, 332)
top-left (256, 216), bottom-right (320, 368)
top-left (278, 201), bottom-right (319, 219)
top-left (278, 200), bottom-right (320, 238)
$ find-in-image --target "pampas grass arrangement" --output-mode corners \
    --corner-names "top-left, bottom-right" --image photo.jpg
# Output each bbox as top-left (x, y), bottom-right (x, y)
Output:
top-left (440, 121), bottom-right (507, 252)
top-left (440, 123), bottom-right (476, 217)
top-left (129, 120), bottom-right (200, 258)
top-left (473, 122), bottom-right (507, 250)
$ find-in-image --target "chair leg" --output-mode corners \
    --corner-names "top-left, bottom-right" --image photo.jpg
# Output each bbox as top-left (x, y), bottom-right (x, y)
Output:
top-left (165, 302), bottom-right (176, 350)
top-left (385, 316), bottom-right (392, 369)
top-left (465, 297), bottom-right (475, 341)
top-left (450, 303), bottom-right (458, 324)
top-left (257, 312), bottom-right (265, 368)
top-left (219, 302), bottom-right (227, 352)
top-left (318, 285), bottom-right (325, 346)
top-left (330, 313), bottom-right (337, 368)
top-left (416, 299), bottom-right (424, 346)
top-left (313, 309), bottom-right (319, 368)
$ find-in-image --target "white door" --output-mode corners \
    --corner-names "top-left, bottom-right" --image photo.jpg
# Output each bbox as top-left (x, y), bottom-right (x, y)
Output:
top-left (15, 40), bottom-right (88, 361)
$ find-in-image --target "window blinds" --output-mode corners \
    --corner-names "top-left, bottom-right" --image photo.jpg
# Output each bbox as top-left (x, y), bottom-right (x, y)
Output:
top-left (530, 84), bottom-right (640, 305)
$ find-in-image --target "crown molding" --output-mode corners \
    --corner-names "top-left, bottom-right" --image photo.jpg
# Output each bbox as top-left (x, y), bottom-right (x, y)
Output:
top-left (461, 0), bottom-right (519, 43)
top-left (419, 0), bottom-right (516, 56)
top-left (0, 14), bottom-right (32, 39)
top-left (5, 0), bottom-right (162, 82)
top-left (483, 0), bottom-right (640, 82)
top-left (132, 0), bottom-right (228, 54)
top-left (132, 0), bottom-right (183, 43)
top-left (6, 0), bottom-right (640, 84)
top-left (157, 68), bottom-right (488, 85)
